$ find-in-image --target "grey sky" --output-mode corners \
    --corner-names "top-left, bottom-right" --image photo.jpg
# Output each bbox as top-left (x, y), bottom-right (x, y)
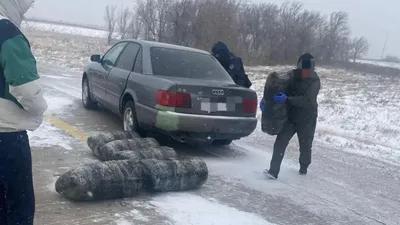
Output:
top-left (26, 0), bottom-right (400, 58)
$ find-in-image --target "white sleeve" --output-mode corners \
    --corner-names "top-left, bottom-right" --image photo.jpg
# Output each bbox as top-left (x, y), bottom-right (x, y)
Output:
top-left (0, 80), bottom-right (47, 131)
top-left (10, 80), bottom-right (48, 116)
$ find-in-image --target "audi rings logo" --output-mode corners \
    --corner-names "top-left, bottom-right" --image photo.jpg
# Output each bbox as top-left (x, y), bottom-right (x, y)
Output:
top-left (211, 89), bottom-right (225, 96)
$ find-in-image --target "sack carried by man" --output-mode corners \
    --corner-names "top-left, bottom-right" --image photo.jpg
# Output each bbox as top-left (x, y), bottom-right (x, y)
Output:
top-left (261, 72), bottom-right (290, 135)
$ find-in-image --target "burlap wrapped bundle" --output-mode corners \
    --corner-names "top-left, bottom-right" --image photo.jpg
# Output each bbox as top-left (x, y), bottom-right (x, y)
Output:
top-left (87, 131), bottom-right (136, 153)
top-left (57, 132), bottom-right (208, 201)
top-left (141, 159), bottom-right (208, 192)
top-left (93, 138), bottom-right (177, 161)
top-left (55, 160), bottom-right (144, 201)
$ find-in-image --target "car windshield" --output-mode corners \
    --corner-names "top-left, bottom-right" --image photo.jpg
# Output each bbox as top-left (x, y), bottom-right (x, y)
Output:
top-left (151, 47), bottom-right (232, 81)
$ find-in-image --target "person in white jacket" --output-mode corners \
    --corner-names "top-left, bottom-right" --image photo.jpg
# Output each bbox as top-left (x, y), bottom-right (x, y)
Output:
top-left (0, 1), bottom-right (47, 224)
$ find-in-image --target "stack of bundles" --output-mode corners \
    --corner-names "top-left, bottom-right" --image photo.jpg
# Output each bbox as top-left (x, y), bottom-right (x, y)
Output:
top-left (56, 132), bottom-right (208, 201)
top-left (141, 159), bottom-right (208, 192)
top-left (261, 72), bottom-right (290, 135)
top-left (94, 139), bottom-right (177, 161)
top-left (55, 160), bottom-right (144, 201)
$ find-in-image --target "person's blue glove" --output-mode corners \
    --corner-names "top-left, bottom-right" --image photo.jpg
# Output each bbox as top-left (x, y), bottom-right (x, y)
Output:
top-left (260, 98), bottom-right (266, 112)
top-left (273, 92), bottom-right (288, 104)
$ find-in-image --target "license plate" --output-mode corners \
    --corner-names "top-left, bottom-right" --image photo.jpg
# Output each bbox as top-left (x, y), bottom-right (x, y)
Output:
top-left (200, 102), bottom-right (228, 113)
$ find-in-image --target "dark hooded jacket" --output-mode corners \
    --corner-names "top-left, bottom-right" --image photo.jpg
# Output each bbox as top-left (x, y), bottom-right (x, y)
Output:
top-left (212, 42), bottom-right (252, 88)
top-left (287, 69), bottom-right (320, 124)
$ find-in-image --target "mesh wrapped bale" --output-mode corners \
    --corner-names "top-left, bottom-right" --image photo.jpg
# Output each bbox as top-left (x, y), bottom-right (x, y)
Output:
top-left (141, 159), bottom-right (208, 192)
top-left (138, 146), bottom-right (177, 160)
top-left (55, 160), bottom-right (144, 201)
top-left (94, 138), bottom-right (177, 161)
top-left (87, 131), bottom-right (137, 153)
top-left (261, 72), bottom-right (290, 135)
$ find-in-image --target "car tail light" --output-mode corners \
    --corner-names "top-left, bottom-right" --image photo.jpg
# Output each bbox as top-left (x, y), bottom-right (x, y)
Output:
top-left (243, 98), bottom-right (257, 113)
top-left (156, 90), bottom-right (191, 108)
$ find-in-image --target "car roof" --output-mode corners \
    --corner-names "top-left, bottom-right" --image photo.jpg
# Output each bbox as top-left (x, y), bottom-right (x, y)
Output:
top-left (123, 39), bottom-right (210, 55)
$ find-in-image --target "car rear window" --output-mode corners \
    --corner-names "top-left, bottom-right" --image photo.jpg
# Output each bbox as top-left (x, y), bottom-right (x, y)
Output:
top-left (151, 47), bottom-right (231, 81)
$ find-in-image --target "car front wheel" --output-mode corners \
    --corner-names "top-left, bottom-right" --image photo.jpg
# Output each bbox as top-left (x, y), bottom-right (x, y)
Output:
top-left (82, 77), bottom-right (96, 109)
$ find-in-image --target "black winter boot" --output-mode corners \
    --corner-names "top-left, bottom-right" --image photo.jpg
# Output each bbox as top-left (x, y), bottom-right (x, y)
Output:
top-left (299, 166), bottom-right (308, 175)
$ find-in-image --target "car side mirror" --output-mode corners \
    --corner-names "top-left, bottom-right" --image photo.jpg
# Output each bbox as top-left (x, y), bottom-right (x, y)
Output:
top-left (90, 54), bottom-right (101, 63)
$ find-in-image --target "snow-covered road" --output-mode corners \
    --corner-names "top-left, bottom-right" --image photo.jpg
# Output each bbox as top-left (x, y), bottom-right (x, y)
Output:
top-left (28, 61), bottom-right (400, 225)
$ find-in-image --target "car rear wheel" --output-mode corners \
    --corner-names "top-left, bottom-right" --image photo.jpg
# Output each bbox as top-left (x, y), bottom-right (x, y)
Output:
top-left (123, 100), bottom-right (145, 136)
top-left (212, 139), bottom-right (233, 146)
top-left (82, 77), bottom-right (97, 109)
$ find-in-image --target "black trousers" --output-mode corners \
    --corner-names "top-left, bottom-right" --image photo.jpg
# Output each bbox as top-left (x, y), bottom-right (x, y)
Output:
top-left (269, 119), bottom-right (317, 176)
top-left (0, 132), bottom-right (35, 225)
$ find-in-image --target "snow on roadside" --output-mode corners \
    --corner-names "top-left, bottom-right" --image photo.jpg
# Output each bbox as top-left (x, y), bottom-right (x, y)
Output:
top-left (46, 174), bottom-right (59, 193)
top-left (113, 207), bottom-right (151, 225)
top-left (24, 27), bottom-right (109, 73)
top-left (29, 122), bottom-right (73, 150)
top-left (29, 94), bottom-right (76, 150)
top-left (357, 59), bottom-right (400, 70)
top-left (151, 193), bottom-right (275, 225)
top-left (45, 95), bottom-right (75, 112)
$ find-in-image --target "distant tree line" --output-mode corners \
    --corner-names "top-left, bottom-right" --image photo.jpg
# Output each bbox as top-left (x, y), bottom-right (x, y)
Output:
top-left (104, 0), bottom-right (369, 65)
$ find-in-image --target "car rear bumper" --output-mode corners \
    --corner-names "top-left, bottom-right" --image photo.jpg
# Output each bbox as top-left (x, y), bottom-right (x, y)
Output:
top-left (137, 104), bottom-right (257, 140)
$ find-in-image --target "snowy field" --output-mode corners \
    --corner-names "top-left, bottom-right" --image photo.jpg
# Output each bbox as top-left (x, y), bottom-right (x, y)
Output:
top-left (22, 23), bottom-right (400, 225)
top-left (22, 20), bottom-right (108, 38)
top-left (357, 59), bottom-right (400, 70)
top-left (24, 26), bottom-right (109, 73)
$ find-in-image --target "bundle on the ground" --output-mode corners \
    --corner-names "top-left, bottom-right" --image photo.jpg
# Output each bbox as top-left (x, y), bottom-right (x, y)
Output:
top-left (261, 72), bottom-right (290, 135)
top-left (57, 132), bottom-right (208, 201)
top-left (55, 160), bottom-right (143, 201)
top-left (93, 138), bottom-right (177, 161)
top-left (141, 159), bottom-right (208, 192)
top-left (87, 131), bottom-right (136, 153)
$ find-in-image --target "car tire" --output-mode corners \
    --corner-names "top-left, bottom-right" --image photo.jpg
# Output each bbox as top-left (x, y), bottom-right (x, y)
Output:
top-left (82, 77), bottom-right (97, 109)
top-left (123, 100), bottom-right (145, 137)
top-left (212, 139), bottom-right (233, 146)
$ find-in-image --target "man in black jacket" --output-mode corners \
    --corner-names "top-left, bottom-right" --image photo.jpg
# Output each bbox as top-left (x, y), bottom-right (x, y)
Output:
top-left (265, 53), bottom-right (320, 179)
top-left (211, 41), bottom-right (252, 88)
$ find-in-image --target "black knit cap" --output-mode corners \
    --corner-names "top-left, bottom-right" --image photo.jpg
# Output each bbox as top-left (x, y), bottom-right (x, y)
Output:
top-left (211, 41), bottom-right (231, 67)
top-left (212, 41), bottom-right (230, 56)
top-left (297, 53), bottom-right (315, 70)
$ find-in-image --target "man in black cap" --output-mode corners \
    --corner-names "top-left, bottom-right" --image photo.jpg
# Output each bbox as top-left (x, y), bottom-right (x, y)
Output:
top-left (211, 41), bottom-right (252, 88)
top-left (265, 53), bottom-right (320, 179)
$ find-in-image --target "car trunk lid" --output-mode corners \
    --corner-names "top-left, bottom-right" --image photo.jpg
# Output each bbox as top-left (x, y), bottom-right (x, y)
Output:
top-left (159, 76), bottom-right (257, 117)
